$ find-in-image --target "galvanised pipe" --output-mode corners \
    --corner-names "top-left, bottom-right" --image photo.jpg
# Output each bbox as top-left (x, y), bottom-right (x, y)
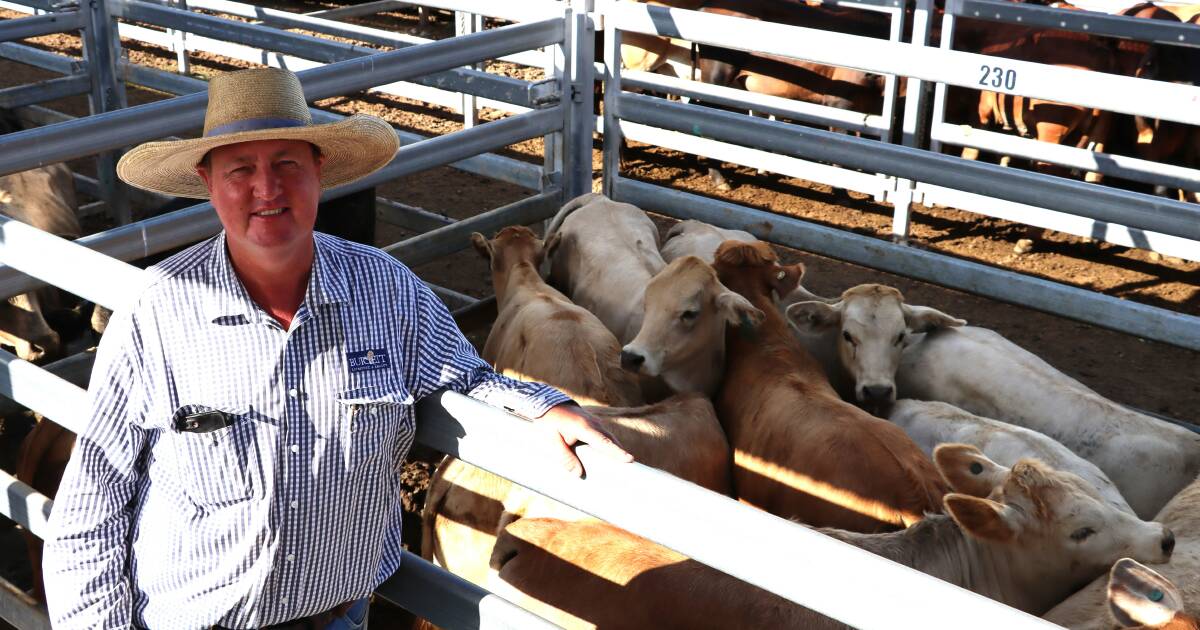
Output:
top-left (618, 91), bottom-right (1200, 243)
top-left (0, 17), bottom-right (563, 175)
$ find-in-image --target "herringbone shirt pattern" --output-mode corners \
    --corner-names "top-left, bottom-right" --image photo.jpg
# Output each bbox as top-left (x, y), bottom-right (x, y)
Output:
top-left (43, 232), bottom-right (569, 630)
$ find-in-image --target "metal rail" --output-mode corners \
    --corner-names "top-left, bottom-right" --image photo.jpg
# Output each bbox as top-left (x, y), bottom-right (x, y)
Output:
top-left (0, 17), bottom-right (564, 175)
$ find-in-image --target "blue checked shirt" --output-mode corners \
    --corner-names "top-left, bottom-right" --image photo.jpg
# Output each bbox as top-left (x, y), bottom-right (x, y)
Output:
top-left (43, 232), bottom-right (570, 630)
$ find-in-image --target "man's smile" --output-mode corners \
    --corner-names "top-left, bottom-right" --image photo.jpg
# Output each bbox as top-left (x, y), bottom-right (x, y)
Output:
top-left (253, 207), bottom-right (288, 217)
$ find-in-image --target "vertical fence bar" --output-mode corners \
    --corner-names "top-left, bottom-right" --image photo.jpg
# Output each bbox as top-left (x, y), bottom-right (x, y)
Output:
top-left (455, 9), bottom-right (481, 127)
top-left (928, 11), bottom-right (956, 157)
top-left (541, 3), bottom-right (567, 197)
top-left (81, 0), bottom-right (131, 225)
top-left (893, 0), bottom-right (935, 237)
top-left (563, 0), bottom-right (595, 199)
top-left (170, 0), bottom-right (190, 74)
top-left (600, 10), bottom-right (622, 198)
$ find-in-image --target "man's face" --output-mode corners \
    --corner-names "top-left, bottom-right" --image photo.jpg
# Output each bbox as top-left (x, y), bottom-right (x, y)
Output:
top-left (196, 138), bottom-right (324, 259)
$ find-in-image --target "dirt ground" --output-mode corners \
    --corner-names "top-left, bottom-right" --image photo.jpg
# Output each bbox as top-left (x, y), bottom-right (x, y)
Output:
top-left (0, 2), bottom-right (1198, 628)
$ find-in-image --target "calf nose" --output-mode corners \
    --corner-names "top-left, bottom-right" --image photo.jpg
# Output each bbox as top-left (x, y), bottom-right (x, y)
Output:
top-left (861, 384), bottom-right (894, 402)
top-left (620, 349), bottom-right (645, 371)
top-left (1163, 529), bottom-right (1176, 557)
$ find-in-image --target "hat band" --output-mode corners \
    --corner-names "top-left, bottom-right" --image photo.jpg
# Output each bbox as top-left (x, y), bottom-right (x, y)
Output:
top-left (205, 117), bottom-right (308, 137)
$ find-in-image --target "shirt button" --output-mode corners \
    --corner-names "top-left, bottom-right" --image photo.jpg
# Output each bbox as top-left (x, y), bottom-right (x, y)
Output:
top-left (286, 553), bottom-right (295, 563)
top-left (287, 388), bottom-right (299, 399)
top-left (290, 444), bottom-right (299, 454)
top-left (280, 596), bottom-right (289, 604)
top-left (289, 500), bottom-right (298, 509)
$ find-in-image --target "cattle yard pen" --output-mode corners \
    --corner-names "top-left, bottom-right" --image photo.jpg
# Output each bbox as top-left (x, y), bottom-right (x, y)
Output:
top-left (0, 0), bottom-right (1193, 628)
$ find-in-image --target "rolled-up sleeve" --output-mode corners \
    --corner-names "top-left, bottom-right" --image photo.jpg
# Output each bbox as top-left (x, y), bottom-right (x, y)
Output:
top-left (408, 275), bottom-right (570, 418)
top-left (43, 310), bottom-right (148, 630)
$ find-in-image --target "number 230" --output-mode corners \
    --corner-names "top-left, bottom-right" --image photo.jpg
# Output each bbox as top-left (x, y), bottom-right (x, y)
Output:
top-left (979, 64), bottom-right (1017, 91)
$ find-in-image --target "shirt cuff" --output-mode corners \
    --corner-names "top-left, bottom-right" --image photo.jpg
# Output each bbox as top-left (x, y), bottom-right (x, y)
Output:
top-left (469, 373), bottom-right (574, 419)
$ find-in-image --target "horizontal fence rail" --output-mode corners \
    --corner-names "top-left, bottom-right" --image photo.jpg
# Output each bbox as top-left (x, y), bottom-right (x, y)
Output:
top-left (948, 0), bottom-right (1200, 46)
top-left (415, 392), bottom-right (1061, 630)
top-left (618, 92), bottom-right (1200, 243)
top-left (0, 16), bottom-right (563, 175)
top-left (603, 1), bottom-right (1200, 126)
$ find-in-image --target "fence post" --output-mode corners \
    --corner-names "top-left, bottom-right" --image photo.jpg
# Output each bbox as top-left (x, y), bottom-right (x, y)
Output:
top-left (169, 0), bottom-right (190, 74)
top-left (892, 0), bottom-right (937, 238)
top-left (600, 2), bottom-right (622, 199)
top-left (455, 10), bottom-right (481, 128)
top-left (541, 7), bottom-right (565, 199)
top-left (81, 0), bottom-right (131, 225)
top-left (562, 0), bottom-right (595, 200)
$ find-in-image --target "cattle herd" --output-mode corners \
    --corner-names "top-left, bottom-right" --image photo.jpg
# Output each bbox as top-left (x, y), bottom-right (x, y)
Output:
top-left (1, 0), bottom-right (1199, 626)
top-left (413, 192), bottom-right (1200, 629)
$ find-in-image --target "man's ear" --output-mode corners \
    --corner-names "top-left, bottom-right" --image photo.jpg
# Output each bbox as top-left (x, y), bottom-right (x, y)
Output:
top-left (717, 290), bottom-right (764, 328)
top-left (195, 164), bottom-right (213, 193)
top-left (469, 232), bottom-right (492, 260)
top-left (769, 263), bottom-right (805, 300)
top-left (901, 303), bottom-right (966, 334)
top-left (945, 493), bottom-right (1017, 543)
top-left (785, 300), bottom-right (842, 334)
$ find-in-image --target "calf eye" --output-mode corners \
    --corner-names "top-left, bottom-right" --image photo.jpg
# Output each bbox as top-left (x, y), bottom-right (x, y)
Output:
top-left (842, 331), bottom-right (857, 345)
top-left (1070, 527), bottom-right (1096, 541)
top-left (680, 309), bottom-right (699, 322)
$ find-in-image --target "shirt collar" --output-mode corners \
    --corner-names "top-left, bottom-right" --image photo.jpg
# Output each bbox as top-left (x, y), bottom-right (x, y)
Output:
top-left (203, 232), bottom-right (349, 324)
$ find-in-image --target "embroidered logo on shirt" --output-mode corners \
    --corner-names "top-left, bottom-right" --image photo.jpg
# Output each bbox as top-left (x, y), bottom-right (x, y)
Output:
top-left (347, 349), bottom-right (390, 373)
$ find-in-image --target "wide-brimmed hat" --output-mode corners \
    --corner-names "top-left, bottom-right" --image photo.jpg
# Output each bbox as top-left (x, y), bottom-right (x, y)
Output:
top-left (116, 67), bottom-right (399, 199)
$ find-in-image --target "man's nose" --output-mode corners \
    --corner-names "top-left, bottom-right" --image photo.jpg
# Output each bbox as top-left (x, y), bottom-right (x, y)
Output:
top-left (252, 166), bottom-right (283, 199)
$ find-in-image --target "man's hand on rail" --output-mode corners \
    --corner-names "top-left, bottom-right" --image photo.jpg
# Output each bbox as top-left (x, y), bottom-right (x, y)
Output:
top-left (533, 403), bottom-right (634, 477)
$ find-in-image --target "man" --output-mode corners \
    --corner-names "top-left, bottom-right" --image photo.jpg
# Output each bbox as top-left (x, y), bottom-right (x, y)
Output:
top-left (42, 67), bottom-right (630, 629)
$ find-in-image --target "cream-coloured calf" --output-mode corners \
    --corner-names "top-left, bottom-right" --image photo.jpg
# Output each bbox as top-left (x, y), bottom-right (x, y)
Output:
top-left (659, 219), bottom-right (757, 264)
top-left (487, 445), bottom-right (1175, 629)
top-left (1046, 477), bottom-right (1200, 630)
top-left (898, 326), bottom-right (1200, 520)
top-left (422, 393), bottom-right (732, 587)
top-left (786, 285), bottom-right (1200, 519)
top-left (890, 399), bottom-right (1134, 515)
top-left (543, 193), bottom-right (665, 345)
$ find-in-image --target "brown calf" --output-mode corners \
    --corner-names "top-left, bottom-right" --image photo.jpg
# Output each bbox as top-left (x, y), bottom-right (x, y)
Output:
top-left (711, 241), bottom-right (946, 531)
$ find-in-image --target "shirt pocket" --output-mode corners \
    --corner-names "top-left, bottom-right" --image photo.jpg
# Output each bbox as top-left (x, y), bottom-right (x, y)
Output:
top-left (336, 382), bottom-right (413, 475)
top-left (168, 402), bottom-right (260, 508)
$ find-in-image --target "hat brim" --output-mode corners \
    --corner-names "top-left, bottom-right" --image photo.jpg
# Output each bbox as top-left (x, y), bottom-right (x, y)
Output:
top-left (116, 114), bottom-right (400, 199)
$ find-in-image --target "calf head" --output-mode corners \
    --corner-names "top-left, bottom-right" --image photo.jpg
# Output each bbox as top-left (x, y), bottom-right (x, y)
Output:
top-left (471, 226), bottom-right (546, 303)
top-left (709, 240), bottom-right (805, 304)
top-left (0, 291), bottom-right (62, 363)
top-left (1108, 558), bottom-right (1195, 630)
top-left (934, 444), bottom-right (1175, 611)
top-left (785, 284), bottom-right (964, 411)
top-left (621, 255), bottom-right (762, 396)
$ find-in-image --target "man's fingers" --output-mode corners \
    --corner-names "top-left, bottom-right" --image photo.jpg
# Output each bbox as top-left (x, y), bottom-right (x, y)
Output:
top-left (553, 431), bottom-right (585, 477)
top-left (579, 425), bottom-right (634, 462)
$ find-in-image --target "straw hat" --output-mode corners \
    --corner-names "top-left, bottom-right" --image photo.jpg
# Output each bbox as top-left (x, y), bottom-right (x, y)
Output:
top-left (116, 67), bottom-right (399, 199)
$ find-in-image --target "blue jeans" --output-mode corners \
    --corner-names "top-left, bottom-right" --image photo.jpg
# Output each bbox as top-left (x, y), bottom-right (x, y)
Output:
top-left (326, 598), bottom-right (369, 630)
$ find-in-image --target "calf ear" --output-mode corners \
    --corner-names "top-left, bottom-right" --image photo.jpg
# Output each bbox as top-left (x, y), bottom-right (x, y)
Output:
top-left (934, 443), bottom-right (1008, 497)
top-left (1107, 558), bottom-right (1183, 629)
top-left (470, 232), bottom-right (492, 260)
top-left (901, 304), bottom-right (966, 334)
top-left (945, 493), bottom-right (1017, 543)
top-left (785, 300), bottom-right (842, 334)
top-left (769, 263), bottom-right (805, 300)
top-left (717, 291), bottom-right (764, 329)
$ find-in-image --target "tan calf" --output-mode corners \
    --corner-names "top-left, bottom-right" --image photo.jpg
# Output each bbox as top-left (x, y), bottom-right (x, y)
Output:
top-left (712, 241), bottom-right (946, 531)
top-left (422, 392), bottom-right (732, 587)
top-left (489, 446), bottom-right (1175, 628)
top-left (472, 226), bottom-right (642, 406)
top-left (1046, 477), bottom-right (1200, 630)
